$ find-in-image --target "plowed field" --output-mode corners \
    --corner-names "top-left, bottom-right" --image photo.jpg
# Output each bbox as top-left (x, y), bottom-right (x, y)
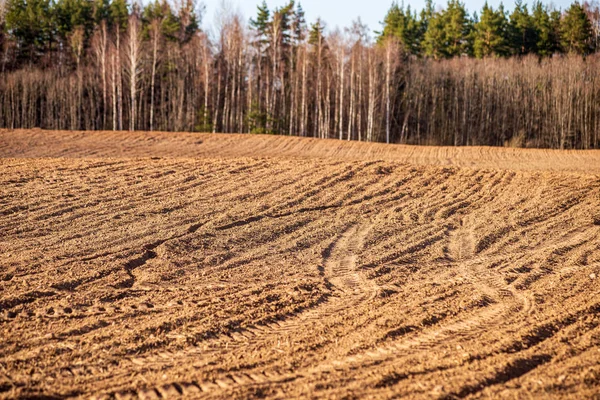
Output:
top-left (1, 129), bottom-right (600, 399)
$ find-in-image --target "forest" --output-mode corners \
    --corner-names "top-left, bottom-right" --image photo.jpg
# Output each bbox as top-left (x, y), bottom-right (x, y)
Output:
top-left (1, 0), bottom-right (600, 148)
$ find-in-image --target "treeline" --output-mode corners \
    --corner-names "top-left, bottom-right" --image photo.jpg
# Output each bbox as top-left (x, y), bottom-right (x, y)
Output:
top-left (381, 0), bottom-right (600, 57)
top-left (0, 0), bottom-right (599, 148)
top-left (403, 55), bottom-right (600, 148)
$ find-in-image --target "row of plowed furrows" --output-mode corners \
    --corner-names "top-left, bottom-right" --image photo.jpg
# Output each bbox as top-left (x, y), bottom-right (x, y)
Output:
top-left (0, 158), bottom-right (393, 393)
top-left (299, 171), bottom-right (598, 397)
top-left (3, 130), bottom-right (600, 174)
top-left (115, 167), bottom-right (478, 380)
top-left (1, 154), bottom-right (599, 399)
top-left (296, 175), bottom-right (599, 398)
top-left (95, 169), bottom-right (596, 398)
top-left (108, 224), bottom-right (377, 371)
top-left (98, 224), bottom-right (378, 399)
top-left (262, 211), bottom-right (530, 384)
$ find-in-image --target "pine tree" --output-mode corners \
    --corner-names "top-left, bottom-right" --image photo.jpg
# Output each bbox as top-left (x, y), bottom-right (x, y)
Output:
top-left (509, 0), bottom-right (536, 54)
top-left (550, 8), bottom-right (563, 50)
top-left (249, 0), bottom-right (271, 125)
top-left (110, 0), bottom-right (129, 31)
top-left (532, 1), bottom-right (558, 56)
top-left (445, 0), bottom-right (472, 56)
top-left (250, 0), bottom-right (270, 46)
top-left (420, 0), bottom-right (434, 34)
top-left (54, 0), bottom-right (94, 47)
top-left (5, 0), bottom-right (54, 61)
top-left (379, 2), bottom-right (402, 40)
top-left (92, 0), bottom-right (111, 25)
top-left (308, 18), bottom-right (325, 52)
top-left (560, 1), bottom-right (593, 54)
top-left (272, 0), bottom-right (295, 51)
top-left (423, 9), bottom-right (447, 58)
top-left (474, 2), bottom-right (509, 58)
top-left (292, 2), bottom-right (306, 43)
top-left (379, 2), bottom-right (421, 54)
top-left (142, 0), bottom-right (179, 41)
top-left (405, 7), bottom-right (423, 54)
top-left (423, 0), bottom-right (472, 58)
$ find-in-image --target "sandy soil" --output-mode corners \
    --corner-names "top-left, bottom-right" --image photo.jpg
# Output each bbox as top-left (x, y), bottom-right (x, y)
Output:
top-left (1, 129), bottom-right (599, 399)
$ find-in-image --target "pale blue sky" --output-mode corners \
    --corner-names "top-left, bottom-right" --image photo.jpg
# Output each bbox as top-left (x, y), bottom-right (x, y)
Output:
top-left (201, 0), bottom-right (572, 34)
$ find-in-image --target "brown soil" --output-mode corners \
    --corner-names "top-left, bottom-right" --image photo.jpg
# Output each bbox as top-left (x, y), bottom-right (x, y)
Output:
top-left (1, 129), bottom-right (599, 399)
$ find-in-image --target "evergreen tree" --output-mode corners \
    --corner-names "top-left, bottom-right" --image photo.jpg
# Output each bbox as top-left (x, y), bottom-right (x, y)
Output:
top-left (379, 3), bottom-right (402, 40)
top-left (250, 0), bottom-right (270, 47)
top-left (445, 0), bottom-right (472, 56)
top-left (423, 9), bottom-right (447, 58)
top-left (560, 1), bottom-right (593, 54)
top-left (291, 2), bottom-right (306, 43)
top-left (54, 0), bottom-right (94, 43)
top-left (532, 1), bottom-right (559, 56)
top-left (309, 18), bottom-right (326, 138)
top-left (109, 0), bottom-right (129, 32)
top-left (550, 8), bottom-right (563, 50)
top-left (142, 0), bottom-right (179, 41)
top-left (420, 0), bottom-right (434, 33)
top-left (405, 6), bottom-right (423, 54)
top-left (92, 0), bottom-right (111, 25)
top-left (379, 2), bottom-right (422, 54)
top-left (249, 0), bottom-right (270, 122)
top-left (423, 0), bottom-right (472, 58)
top-left (273, 0), bottom-right (295, 49)
top-left (474, 2), bottom-right (509, 58)
top-left (5, 0), bottom-right (54, 61)
top-left (509, 0), bottom-right (536, 54)
top-left (309, 17), bottom-right (325, 46)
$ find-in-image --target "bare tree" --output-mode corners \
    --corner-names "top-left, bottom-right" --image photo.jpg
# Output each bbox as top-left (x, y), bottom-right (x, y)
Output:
top-left (92, 21), bottom-right (110, 128)
top-left (148, 18), bottom-right (163, 131)
top-left (383, 36), bottom-right (399, 144)
top-left (124, 11), bottom-right (143, 131)
top-left (345, 19), bottom-right (367, 141)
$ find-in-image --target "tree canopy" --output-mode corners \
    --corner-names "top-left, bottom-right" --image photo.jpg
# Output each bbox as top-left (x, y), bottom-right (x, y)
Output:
top-left (379, 0), bottom-right (597, 58)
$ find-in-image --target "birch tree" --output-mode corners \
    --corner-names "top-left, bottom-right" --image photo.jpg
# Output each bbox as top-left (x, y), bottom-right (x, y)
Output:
top-left (124, 10), bottom-right (142, 131)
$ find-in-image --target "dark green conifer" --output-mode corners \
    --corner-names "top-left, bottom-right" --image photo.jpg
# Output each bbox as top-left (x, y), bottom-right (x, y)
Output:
top-left (142, 0), bottom-right (180, 41)
top-left (250, 0), bottom-right (271, 47)
top-left (532, 1), bottom-right (558, 56)
top-left (509, 0), bottom-right (536, 54)
top-left (5, 0), bottom-right (54, 60)
top-left (560, 1), bottom-right (593, 54)
top-left (473, 2), bottom-right (509, 58)
top-left (423, 0), bottom-right (472, 58)
top-left (109, 0), bottom-right (129, 32)
top-left (379, 2), bottom-right (422, 54)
